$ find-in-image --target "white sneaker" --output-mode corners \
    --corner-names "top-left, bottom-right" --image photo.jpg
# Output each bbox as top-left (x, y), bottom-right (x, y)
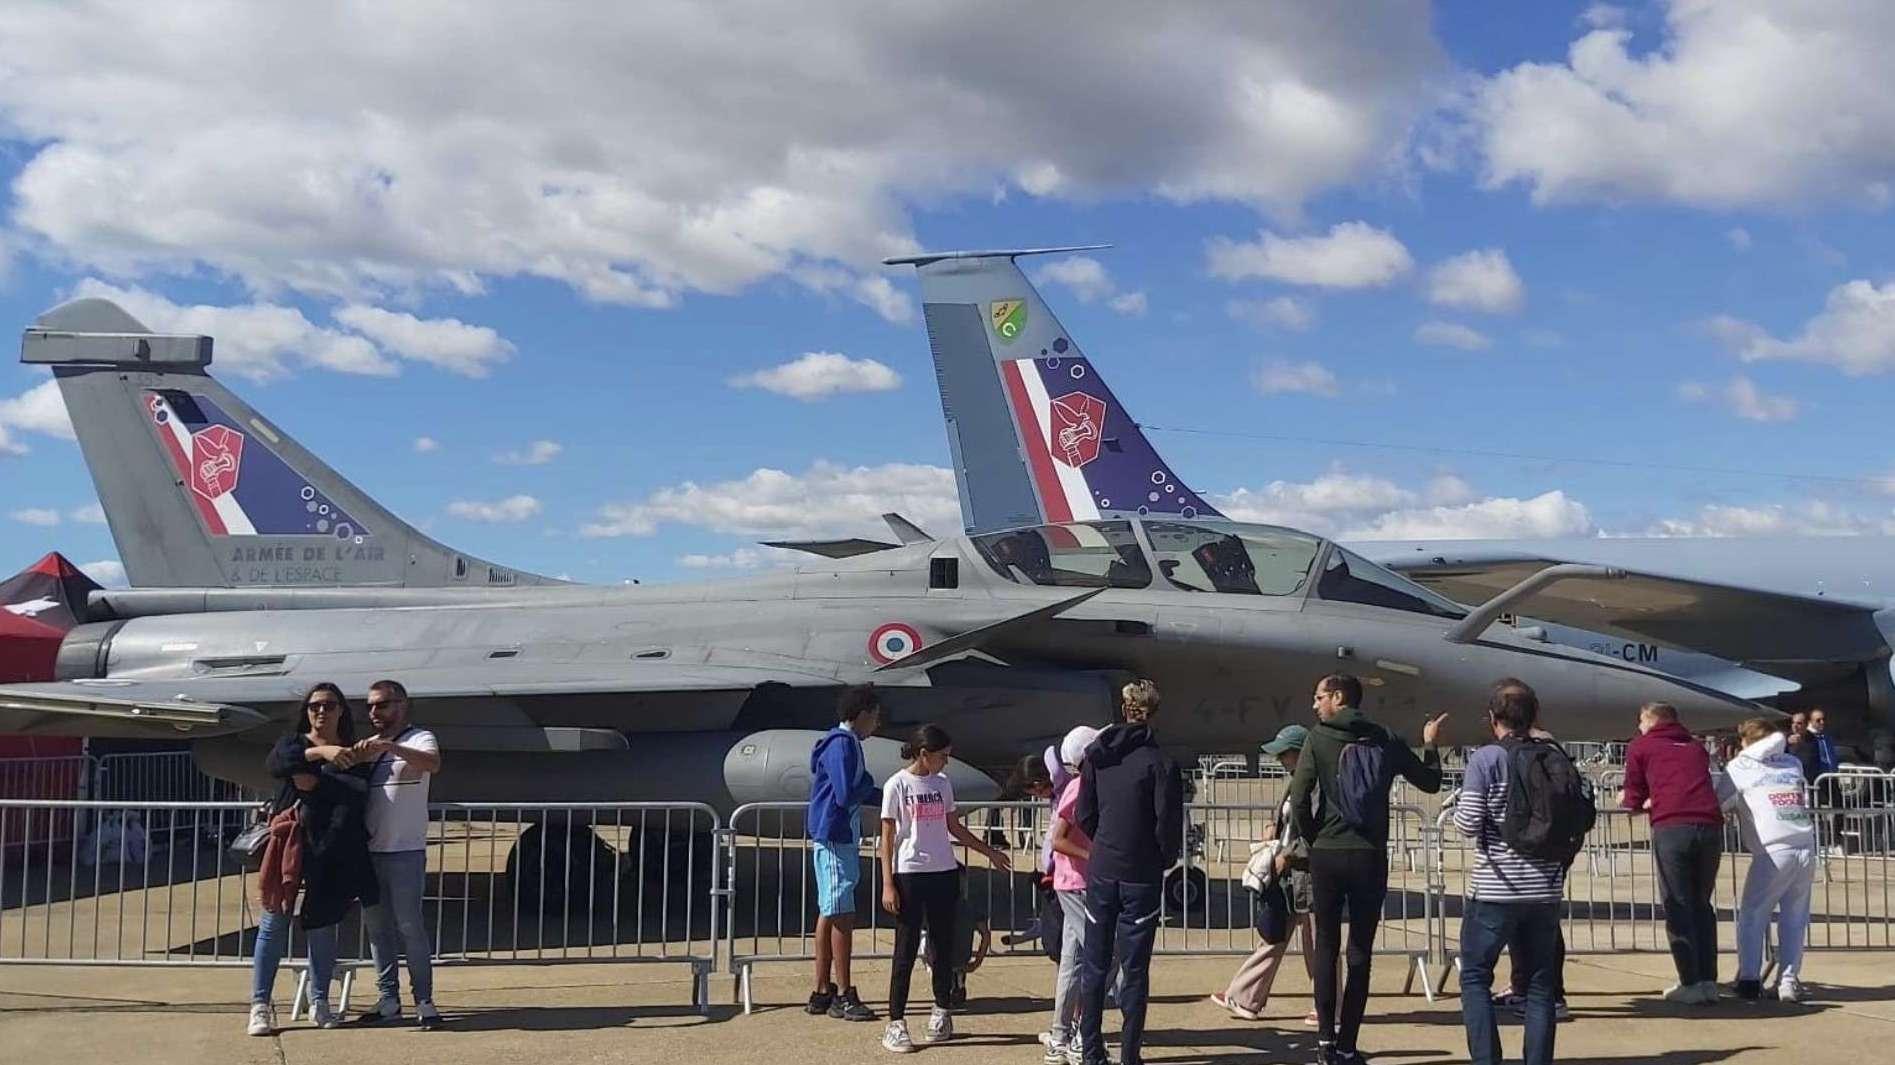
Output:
top-left (246, 1002), bottom-right (275, 1036)
top-left (1693, 981), bottom-right (1721, 1004)
top-left (311, 1000), bottom-right (341, 1029)
top-left (882, 1019), bottom-right (916, 1054)
top-left (1662, 983), bottom-right (1698, 1004)
top-left (925, 1006), bottom-right (952, 1043)
top-left (351, 996), bottom-right (403, 1026)
top-left (1778, 977), bottom-right (1805, 1004)
top-left (1039, 1031), bottom-right (1067, 1064)
top-left (1064, 1034), bottom-right (1085, 1065)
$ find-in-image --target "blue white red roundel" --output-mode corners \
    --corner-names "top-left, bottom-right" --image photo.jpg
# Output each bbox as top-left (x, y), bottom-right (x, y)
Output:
top-left (868, 622), bottom-right (923, 664)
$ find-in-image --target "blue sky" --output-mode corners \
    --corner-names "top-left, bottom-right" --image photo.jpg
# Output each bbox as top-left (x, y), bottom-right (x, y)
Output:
top-left (1, 2), bottom-right (1892, 586)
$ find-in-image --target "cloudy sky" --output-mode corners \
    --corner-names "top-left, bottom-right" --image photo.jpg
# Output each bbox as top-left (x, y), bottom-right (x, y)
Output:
top-left (1, 2), bottom-right (1892, 586)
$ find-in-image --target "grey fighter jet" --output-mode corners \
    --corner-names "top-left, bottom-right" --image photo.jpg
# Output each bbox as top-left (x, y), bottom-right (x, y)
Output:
top-left (0, 297), bottom-right (1757, 818)
top-left (894, 247), bottom-right (1886, 738)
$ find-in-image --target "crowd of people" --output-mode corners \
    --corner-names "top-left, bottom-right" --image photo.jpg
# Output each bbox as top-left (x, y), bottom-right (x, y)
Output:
top-left (245, 679), bottom-right (442, 1036)
top-left (804, 676), bottom-right (1829, 1065)
top-left (242, 671), bottom-right (1832, 1064)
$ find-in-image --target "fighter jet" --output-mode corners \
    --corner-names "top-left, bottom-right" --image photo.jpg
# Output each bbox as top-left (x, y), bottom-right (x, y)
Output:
top-left (0, 294), bottom-right (1760, 826)
top-left (893, 247), bottom-right (1889, 738)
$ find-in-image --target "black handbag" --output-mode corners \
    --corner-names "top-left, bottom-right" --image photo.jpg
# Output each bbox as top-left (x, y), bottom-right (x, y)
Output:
top-left (228, 801), bottom-right (280, 868)
top-left (1252, 877), bottom-right (1292, 945)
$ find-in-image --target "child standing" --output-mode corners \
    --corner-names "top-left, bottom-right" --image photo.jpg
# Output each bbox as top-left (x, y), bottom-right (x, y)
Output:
top-left (880, 725), bottom-right (1012, 1054)
top-left (1040, 725), bottom-right (1101, 1064)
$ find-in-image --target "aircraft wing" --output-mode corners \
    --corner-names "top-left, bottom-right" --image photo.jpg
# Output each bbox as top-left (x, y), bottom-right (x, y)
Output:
top-left (1375, 547), bottom-right (1889, 675)
top-left (0, 654), bottom-right (855, 738)
top-left (0, 681), bottom-right (271, 738)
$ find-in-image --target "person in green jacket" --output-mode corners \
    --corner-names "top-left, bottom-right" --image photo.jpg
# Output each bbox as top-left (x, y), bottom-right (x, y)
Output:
top-left (1288, 673), bottom-right (1447, 1065)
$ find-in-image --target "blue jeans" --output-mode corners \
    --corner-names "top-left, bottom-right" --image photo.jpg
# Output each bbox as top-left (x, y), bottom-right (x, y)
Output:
top-left (251, 909), bottom-right (339, 1005)
top-left (364, 850), bottom-right (434, 1004)
top-left (1078, 878), bottom-right (1160, 1065)
top-left (1461, 900), bottom-right (1560, 1065)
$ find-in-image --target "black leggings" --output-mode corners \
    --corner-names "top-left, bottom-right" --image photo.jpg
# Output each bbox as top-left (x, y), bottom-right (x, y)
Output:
top-left (888, 869), bottom-right (959, 1020)
top-left (1310, 848), bottom-right (1388, 1054)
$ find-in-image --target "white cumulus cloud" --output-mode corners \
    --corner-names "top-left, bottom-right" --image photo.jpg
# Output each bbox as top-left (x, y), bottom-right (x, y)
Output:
top-left (1708, 279), bottom-right (1895, 376)
top-left (1252, 360), bottom-right (1339, 397)
top-left (1227, 296), bottom-right (1315, 332)
top-left (1212, 467), bottom-right (1593, 542)
top-left (71, 279), bottom-right (395, 380)
top-left (0, 4), bottom-right (1441, 317)
top-left (413, 436), bottom-right (441, 454)
top-left (1413, 320), bottom-right (1492, 351)
top-left (68, 503), bottom-right (106, 524)
top-left (1677, 376), bottom-right (1799, 423)
top-left (446, 495), bottom-right (542, 523)
top-left (1207, 221), bottom-right (1412, 289)
top-left (729, 352), bottom-right (902, 401)
top-left (1726, 227), bottom-right (1752, 252)
top-left (677, 547), bottom-right (801, 570)
top-left (1033, 257), bottom-right (1148, 317)
top-left (1468, 3), bottom-right (1895, 208)
top-left (581, 461), bottom-right (959, 540)
top-left (1425, 248), bottom-right (1524, 314)
top-left (1341, 491), bottom-right (1595, 541)
top-left (494, 440), bottom-right (563, 466)
top-left (1645, 501), bottom-right (1895, 538)
top-left (9, 507), bottom-right (61, 526)
top-left (0, 378), bottom-right (74, 455)
top-left (333, 305), bottom-right (514, 377)
top-left (79, 559), bottom-right (127, 587)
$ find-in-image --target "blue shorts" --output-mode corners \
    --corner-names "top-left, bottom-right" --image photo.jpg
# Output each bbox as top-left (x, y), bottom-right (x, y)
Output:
top-left (812, 840), bottom-right (861, 918)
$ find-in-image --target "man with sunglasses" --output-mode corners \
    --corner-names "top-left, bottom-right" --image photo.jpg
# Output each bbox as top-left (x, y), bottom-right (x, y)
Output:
top-left (350, 679), bottom-right (444, 1030)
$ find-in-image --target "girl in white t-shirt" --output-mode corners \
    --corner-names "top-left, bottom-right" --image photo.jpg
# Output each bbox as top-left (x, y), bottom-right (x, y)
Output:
top-left (878, 725), bottom-right (1011, 1054)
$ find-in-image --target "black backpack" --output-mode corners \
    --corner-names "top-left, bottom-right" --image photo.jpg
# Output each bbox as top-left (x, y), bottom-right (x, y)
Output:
top-left (1498, 737), bottom-right (1596, 862)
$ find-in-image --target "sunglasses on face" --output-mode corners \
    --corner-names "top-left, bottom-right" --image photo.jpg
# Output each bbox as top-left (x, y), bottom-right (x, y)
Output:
top-left (306, 699), bottom-right (340, 711)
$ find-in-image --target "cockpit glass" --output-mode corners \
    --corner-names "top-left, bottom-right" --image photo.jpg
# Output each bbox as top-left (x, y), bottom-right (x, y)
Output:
top-left (1143, 521), bottom-right (1321, 596)
top-left (1316, 547), bottom-right (1467, 619)
top-left (971, 521), bottom-right (1151, 589)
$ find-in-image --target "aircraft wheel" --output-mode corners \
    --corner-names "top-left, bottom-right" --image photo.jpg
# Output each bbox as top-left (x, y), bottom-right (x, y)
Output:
top-left (506, 819), bottom-right (623, 916)
top-left (1163, 865), bottom-right (1208, 915)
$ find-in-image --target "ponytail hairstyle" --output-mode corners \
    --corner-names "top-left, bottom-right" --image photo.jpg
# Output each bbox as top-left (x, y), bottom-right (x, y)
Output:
top-left (900, 723), bottom-right (953, 763)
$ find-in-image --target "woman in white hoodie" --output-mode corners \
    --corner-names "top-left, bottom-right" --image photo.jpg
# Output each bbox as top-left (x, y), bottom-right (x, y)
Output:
top-left (1717, 717), bottom-right (1817, 1003)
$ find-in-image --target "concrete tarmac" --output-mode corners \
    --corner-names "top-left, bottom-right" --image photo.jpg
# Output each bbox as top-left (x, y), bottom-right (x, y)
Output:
top-left (3, 950), bottom-right (1892, 1064)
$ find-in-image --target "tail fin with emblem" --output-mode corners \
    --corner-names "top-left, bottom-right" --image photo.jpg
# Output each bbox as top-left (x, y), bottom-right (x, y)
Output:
top-left (22, 298), bottom-right (554, 589)
top-left (886, 247), bottom-right (1220, 534)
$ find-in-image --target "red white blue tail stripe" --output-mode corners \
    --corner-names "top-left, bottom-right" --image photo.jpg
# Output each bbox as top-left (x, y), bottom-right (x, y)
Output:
top-left (997, 353), bottom-right (1217, 525)
top-left (144, 390), bottom-right (370, 541)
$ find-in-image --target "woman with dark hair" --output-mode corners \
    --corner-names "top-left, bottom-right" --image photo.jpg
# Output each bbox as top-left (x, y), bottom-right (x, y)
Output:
top-left (247, 682), bottom-right (379, 1035)
top-left (877, 725), bottom-right (1011, 1053)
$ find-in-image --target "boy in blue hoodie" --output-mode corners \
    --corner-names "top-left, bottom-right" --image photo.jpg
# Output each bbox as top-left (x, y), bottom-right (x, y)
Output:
top-left (807, 686), bottom-right (883, 1021)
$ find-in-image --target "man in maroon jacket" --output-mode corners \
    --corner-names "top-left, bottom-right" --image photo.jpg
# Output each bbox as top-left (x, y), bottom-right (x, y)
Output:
top-left (1621, 701), bottom-right (1724, 1005)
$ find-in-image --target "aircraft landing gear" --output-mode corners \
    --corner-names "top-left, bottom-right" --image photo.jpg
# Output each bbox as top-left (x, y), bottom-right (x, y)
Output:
top-left (506, 818), bottom-right (624, 916)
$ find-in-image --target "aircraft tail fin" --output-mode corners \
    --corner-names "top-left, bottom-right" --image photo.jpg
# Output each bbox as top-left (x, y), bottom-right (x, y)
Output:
top-left (887, 248), bottom-right (1220, 533)
top-left (22, 298), bottom-right (555, 589)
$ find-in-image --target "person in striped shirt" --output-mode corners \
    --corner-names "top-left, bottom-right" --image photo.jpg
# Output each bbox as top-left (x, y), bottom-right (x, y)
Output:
top-left (1455, 680), bottom-right (1567, 1065)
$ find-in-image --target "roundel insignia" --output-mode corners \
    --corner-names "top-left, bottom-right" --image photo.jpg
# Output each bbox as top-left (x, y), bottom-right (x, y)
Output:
top-left (868, 622), bottom-right (924, 665)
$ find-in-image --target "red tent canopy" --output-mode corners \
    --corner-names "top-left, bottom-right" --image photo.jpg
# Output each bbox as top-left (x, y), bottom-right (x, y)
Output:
top-left (1, 551), bottom-right (103, 684)
top-left (0, 553), bottom-right (100, 759)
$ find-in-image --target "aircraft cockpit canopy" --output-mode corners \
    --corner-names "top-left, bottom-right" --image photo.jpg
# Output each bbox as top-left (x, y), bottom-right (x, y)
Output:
top-left (971, 521), bottom-right (1152, 589)
top-left (1143, 521), bottom-right (1322, 596)
top-left (1316, 546), bottom-right (1467, 619)
top-left (970, 519), bottom-right (1469, 619)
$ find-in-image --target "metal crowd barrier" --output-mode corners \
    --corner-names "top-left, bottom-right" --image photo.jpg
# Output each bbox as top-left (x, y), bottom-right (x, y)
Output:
top-left (722, 799), bottom-right (1045, 1014)
top-left (0, 799), bottom-right (722, 1012)
top-left (722, 799), bottom-right (1447, 1013)
top-left (1427, 803), bottom-right (1895, 989)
